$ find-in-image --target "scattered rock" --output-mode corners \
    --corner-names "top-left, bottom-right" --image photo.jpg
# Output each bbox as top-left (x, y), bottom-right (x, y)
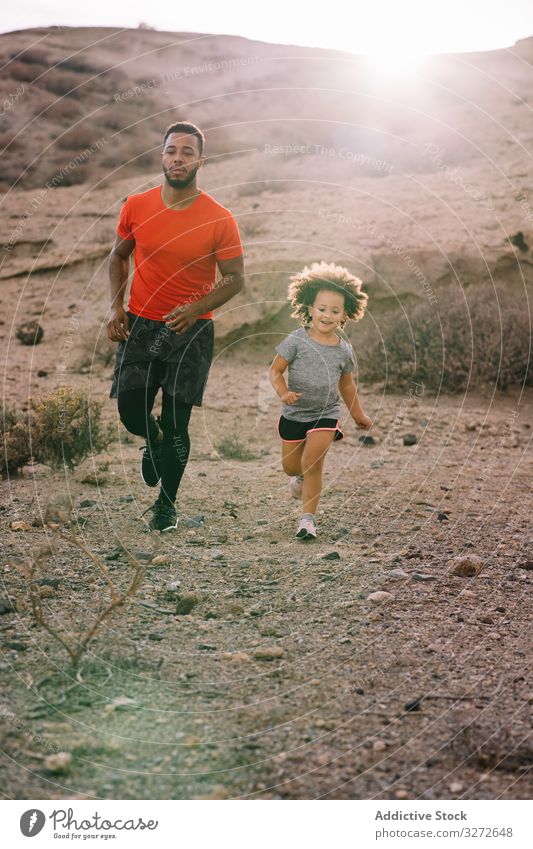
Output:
top-left (37, 369), bottom-right (48, 377)
top-left (403, 433), bottom-right (418, 446)
top-left (221, 652), bottom-right (251, 663)
top-left (367, 591), bottom-right (394, 604)
top-left (394, 788), bottom-right (410, 799)
top-left (332, 527), bottom-right (350, 540)
top-left (519, 560), bottom-right (533, 571)
top-left (437, 512), bottom-right (450, 522)
top-left (388, 568), bottom-right (409, 580)
top-left (79, 499), bottom-right (98, 508)
top-left (450, 781), bottom-right (464, 794)
top-left (165, 580), bottom-right (181, 601)
top-left (175, 592), bottom-right (200, 615)
top-left (404, 698), bottom-right (422, 712)
top-left (322, 551), bottom-right (341, 560)
top-left (183, 516), bottom-right (204, 528)
top-left (411, 572), bottom-right (437, 582)
top-left (448, 554), bottom-right (484, 577)
top-left (372, 740), bottom-right (387, 751)
top-left (479, 615), bottom-right (494, 625)
top-left (118, 495), bottom-right (134, 503)
top-left (359, 435), bottom-right (376, 446)
top-left (44, 752), bottom-right (72, 774)
top-left (105, 696), bottom-right (138, 712)
top-left (253, 646), bottom-right (284, 661)
top-left (10, 521), bottom-right (31, 531)
top-left (38, 585), bottom-right (55, 599)
top-left (16, 320), bottom-right (44, 346)
top-left (151, 555), bottom-right (170, 566)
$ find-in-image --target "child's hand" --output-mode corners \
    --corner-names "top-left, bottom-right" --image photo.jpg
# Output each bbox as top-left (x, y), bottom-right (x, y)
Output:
top-left (281, 391), bottom-right (302, 405)
top-left (354, 413), bottom-right (372, 430)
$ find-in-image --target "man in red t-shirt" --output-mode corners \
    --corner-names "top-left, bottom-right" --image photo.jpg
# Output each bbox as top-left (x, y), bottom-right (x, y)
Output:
top-left (107, 121), bottom-right (244, 531)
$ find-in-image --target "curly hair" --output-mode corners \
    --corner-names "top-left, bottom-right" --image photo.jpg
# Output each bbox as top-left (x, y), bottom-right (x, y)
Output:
top-left (288, 261), bottom-right (368, 328)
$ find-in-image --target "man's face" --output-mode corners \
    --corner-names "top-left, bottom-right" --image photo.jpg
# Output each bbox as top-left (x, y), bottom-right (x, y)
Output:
top-left (161, 133), bottom-right (204, 188)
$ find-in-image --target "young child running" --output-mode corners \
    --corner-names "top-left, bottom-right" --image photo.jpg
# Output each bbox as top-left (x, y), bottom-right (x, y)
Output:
top-left (269, 261), bottom-right (371, 540)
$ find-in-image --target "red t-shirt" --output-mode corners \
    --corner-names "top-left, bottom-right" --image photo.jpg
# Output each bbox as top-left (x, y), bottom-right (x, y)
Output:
top-left (117, 187), bottom-right (243, 320)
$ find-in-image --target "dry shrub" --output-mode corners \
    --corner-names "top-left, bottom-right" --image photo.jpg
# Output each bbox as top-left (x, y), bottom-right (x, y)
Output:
top-left (59, 56), bottom-right (98, 74)
top-left (42, 69), bottom-right (84, 97)
top-left (1, 406), bottom-right (30, 478)
top-left (32, 388), bottom-right (113, 470)
top-left (17, 48), bottom-right (50, 65)
top-left (46, 99), bottom-right (82, 121)
top-left (22, 500), bottom-right (148, 669)
top-left (9, 60), bottom-right (39, 82)
top-left (364, 286), bottom-right (532, 392)
top-left (56, 125), bottom-right (97, 150)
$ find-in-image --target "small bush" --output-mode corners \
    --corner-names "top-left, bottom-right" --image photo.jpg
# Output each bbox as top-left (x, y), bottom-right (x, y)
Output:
top-left (9, 60), bottom-right (39, 82)
top-left (364, 286), bottom-right (532, 392)
top-left (32, 388), bottom-right (112, 470)
top-left (1, 406), bottom-right (31, 477)
top-left (42, 70), bottom-right (84, 97)
top-left (18, 48), bottom-right (50, 65)
top-left (216, 436), bottom-right (261, 460)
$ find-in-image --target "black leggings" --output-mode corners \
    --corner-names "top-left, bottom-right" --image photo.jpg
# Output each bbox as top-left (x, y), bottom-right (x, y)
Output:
top-left (118, 387), bottom-right (192, 505)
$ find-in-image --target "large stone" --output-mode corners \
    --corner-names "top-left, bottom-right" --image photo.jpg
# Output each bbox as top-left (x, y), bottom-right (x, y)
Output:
top-left (367, 591), bottom-right (394, 604)
top-left (448, 555), bottom-right (483, 577)
top-left (253, 646), bottom-right (284, 661)
top-left (175, 592), bottom-right (200, 615)
top-left (16, 320), bottom-right (43, 345)
top-left (44, 752), bottom-right (72, 774)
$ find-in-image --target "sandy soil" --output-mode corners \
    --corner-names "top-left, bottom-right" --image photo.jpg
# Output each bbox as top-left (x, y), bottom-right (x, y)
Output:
top-left (1, 358), bottom-right (531, 800)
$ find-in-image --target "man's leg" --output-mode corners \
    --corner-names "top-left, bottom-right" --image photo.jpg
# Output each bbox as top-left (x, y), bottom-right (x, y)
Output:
top-left (158, 390), bottom-right (193, 507)
top-left (118, 385), bottom-right (164, 486)
top-left (117, 386), bottom-right (160, 442)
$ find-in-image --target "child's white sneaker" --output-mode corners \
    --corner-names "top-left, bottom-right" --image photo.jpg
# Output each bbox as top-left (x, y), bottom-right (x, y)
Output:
top-left (296, 514), bottom-right (317, 540)
top-left (289, 475), bottom-right (304, 499)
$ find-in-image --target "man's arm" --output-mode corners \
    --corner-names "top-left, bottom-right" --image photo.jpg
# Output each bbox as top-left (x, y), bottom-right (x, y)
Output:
top-left (107, 234), bottom-right (135, 341)
top-left (164, 254), bottom-right (245, 333)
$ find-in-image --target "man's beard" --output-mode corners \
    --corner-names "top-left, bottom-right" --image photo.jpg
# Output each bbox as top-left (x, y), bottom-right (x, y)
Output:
top-left (163, 163), bottom-right (199, 189)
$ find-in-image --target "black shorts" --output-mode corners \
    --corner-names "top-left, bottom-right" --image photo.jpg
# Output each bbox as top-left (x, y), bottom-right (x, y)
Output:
top-left (110, 312), bottom-right (214, 406)
top-left (278, 415), bottom-right (344, 442)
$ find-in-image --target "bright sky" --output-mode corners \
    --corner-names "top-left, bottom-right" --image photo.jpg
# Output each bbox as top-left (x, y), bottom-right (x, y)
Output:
top-left (2, 0), bottom-right (533, 56)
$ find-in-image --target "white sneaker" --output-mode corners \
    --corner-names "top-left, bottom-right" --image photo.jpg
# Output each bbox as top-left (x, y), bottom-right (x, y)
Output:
top-left (289, 475), bottom-right (304, 499)
top-left (296, 515), bottom-right (317, 540)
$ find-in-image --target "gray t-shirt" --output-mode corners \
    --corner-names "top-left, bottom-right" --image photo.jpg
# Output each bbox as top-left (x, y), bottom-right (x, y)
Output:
top-left (275, 327), bottom-right (357, 421)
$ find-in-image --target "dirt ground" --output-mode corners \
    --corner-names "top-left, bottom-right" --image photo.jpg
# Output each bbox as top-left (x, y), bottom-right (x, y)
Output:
top-left (1, 357), bottom-right (531, 800)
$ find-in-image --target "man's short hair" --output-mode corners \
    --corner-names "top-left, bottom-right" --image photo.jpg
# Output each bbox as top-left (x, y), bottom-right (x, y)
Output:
top-left (163, 121), bottom-right (205, 154)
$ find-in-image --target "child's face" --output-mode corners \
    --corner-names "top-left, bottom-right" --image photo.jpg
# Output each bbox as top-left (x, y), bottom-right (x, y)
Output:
top-left (309, 290), bottom-right (346, 334)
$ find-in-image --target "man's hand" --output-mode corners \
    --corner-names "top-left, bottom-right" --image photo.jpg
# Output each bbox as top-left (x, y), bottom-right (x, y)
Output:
top-left (281, 391), bottom-right (302, 404)
top-left (354, 413), bottom-right (372, 430)
top-left (107, 307), bottom-right (129, 341)
top-left (163, 303), bottom-right (200, 333)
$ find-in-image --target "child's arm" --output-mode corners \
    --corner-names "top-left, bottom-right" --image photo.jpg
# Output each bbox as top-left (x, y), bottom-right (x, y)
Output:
top-left (269, 355), bottom-right (302, 404)
top-left (339, 372), bottom-right (372, 429)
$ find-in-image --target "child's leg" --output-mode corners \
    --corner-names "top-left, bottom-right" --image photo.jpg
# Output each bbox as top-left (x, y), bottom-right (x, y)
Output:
top-left (281, 439), bottom-right (306, 477)
top-left (300, 431), bottom-right (336, 516)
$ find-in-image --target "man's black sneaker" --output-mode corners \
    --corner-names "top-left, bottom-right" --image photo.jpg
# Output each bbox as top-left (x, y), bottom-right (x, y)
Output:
top-left (140, 439), bottom-right (162, 487)
top-left (148, 497), bottom-right (177, 532)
